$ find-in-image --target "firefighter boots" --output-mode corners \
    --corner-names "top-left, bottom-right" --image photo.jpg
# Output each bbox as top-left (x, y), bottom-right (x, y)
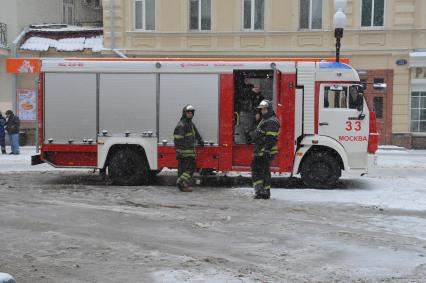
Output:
top-left (177, 179), bottom-right (193, 192)
top-left (254, 184), bottom-right (270, 199)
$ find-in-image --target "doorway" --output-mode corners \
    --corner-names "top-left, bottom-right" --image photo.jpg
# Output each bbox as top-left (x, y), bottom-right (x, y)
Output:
top-left (233, 70), bottom-right (273, 145)
top-left (359, 70), bottom-right (394, 144)
top-left (231, 69), bottom-right (274, 169)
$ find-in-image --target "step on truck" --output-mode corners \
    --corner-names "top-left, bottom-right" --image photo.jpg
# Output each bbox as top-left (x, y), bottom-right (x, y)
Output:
top-left (15, 58), bottom-right (379, 188)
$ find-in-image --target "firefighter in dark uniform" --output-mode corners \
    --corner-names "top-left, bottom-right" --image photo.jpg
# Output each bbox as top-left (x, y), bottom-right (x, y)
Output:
top-left (173, 105), bottom-right (204, 192)
top-left (251, 100), bottom-right (280, 199)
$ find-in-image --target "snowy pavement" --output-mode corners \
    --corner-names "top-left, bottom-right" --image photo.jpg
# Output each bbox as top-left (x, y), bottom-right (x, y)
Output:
top-left (1, 147), bottom-right (426, 282)
top-left (4, 146), bottom-right (426, 211)
top-left (0, 147), bottom-right (85, 172)
top-left (241, 147), bottom-right (426, 211)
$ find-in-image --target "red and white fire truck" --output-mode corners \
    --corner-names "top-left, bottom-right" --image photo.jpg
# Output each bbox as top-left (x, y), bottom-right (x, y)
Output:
top-left (16, 57), bottom-right (378, 188)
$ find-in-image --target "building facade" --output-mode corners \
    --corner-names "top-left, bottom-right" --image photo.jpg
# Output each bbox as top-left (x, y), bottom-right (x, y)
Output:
top-left (102, 0), bottom-right (426, 148)
top-left (0, 0), bottom-right (63, 113)
top-left (63, 0), bottom-right (103, 26)
top-left (0, 0), bottom-right (103, 145)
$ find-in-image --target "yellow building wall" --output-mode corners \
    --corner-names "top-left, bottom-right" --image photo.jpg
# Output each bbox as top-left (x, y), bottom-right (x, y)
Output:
top-left (100, 0), bottom-right (426, 137)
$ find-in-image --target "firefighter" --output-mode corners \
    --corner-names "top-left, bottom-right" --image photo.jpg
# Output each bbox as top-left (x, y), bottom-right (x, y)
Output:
top-left (236, 82), bottom-right (264, 144)
top-left (173, 105), bottom-right (204, 192)
top-left (251, 100), bottom-right (280, 199)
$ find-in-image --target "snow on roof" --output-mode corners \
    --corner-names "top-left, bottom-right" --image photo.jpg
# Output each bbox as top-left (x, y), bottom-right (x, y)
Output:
top-left (28, 24), bottom-right (103, 32)
top-left (20, 36), bottom-right (104, 52)
top-left (19, 24), bottom-right (103, 52)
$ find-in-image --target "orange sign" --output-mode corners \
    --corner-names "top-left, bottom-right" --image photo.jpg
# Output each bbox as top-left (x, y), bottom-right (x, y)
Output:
top-left (6, 58), bottom-right (40, 74)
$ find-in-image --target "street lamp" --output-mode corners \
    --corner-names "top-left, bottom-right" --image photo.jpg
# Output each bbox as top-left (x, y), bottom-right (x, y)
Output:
top-left (333, 8), bottom-right (347, 63)
top-left (333, 0), bottom-right (347, 63)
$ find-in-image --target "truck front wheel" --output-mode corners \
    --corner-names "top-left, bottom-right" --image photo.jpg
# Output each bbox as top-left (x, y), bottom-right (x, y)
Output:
top-left (300, 152), bottom-right (341, 189)
top-left (108, 149), bottom-right (150, 186)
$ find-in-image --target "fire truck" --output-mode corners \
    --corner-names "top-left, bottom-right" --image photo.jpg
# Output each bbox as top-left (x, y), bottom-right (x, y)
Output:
top-left (22, 58), bottom-right (378, 188)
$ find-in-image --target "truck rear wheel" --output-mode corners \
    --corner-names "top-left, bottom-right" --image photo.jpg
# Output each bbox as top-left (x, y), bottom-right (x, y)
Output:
top-left (108, 149), bottom-right (150, 186)
top-left (300, 152), bottom-right (341, 189)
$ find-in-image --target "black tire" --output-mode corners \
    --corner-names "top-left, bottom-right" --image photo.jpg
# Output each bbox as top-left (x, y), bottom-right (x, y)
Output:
top-left (150, 169), bottom-right (162, 180)
top-left (108, 149), bottom-right (150, 186)
top-left (300, 152), bottom-right (341, 189)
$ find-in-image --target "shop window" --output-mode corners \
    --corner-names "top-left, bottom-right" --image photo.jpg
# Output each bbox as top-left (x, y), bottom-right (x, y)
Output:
top-left (134, 0), bottom-right (155, 30)
top-left (410, 91), bottom-right (426, 133)
top-left (189, 0), bottom-right (211, 31)
top-left (299, 0), bottom-right (323, 30)
top-left (361, 0), bottom-right (384, 27)
top-left (373, 97), bottom-right (383, 119)
top-left (243, 0), bottom-right (264, 30)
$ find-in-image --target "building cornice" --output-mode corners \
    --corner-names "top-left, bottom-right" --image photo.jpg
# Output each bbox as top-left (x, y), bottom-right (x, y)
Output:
top-left (125, 28), bottom-right (426, 36)
top-left (102, 48), bottom-right (413, 56)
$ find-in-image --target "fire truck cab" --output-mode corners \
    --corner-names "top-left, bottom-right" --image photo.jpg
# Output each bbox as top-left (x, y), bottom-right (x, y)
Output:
top-left (23, 58), bottom-right (378, 189)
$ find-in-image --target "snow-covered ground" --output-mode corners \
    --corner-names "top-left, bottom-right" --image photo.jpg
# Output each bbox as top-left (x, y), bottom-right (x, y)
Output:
top-left (242, 147), bottom-right (426, 211)
top-left (1, 147), bottom-right (426, 282)
top-left (2, 147), bottom-right (426, 212)
top-left (0, 147), bottom-right (84, 172)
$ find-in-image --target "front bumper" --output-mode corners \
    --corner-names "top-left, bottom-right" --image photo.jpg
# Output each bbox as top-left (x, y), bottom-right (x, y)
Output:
top-left (342, 154), bottom-right (376, 177)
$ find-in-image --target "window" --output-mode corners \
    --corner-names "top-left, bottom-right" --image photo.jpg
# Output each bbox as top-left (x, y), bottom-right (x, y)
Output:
top-left (411, 91), bottom-right (426, 133)
top-left (189, 0), bottom-right (211, 31)
top-left (373, 97), bottom-right (383, 119)
top-left (324, 86), bottom-right (348, 109)
top-left (373, 78), bottom-right (385, 90)
top-left (243, 0), bottom-right (264, 30)
top-left (94, 0), bottom-right (101, 8)
top-left (299, 0), bottom-right (323, 30)
top-left (63, 0), bottom-right (74, 25)
top-left (348, 86), bottom-right (360, 109)
top-left (361, 0), bottom-right (384, 27)
top-left (134, 0), bottom-right (155, 30)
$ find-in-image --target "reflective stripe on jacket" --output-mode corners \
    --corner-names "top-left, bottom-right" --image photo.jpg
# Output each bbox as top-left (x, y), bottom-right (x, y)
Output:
top-left (173, 118), bottom-right (202, 159)
top-left (253, 115), bottom-right (280, 157)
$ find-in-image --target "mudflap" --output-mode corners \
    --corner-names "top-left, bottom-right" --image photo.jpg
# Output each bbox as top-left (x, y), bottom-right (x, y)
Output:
top-left (31, 154), bottom-right (44, 166)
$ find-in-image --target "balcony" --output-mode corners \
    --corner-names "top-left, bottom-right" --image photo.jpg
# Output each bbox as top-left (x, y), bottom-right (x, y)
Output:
top-left (0, 23), bottom-right (7, 47)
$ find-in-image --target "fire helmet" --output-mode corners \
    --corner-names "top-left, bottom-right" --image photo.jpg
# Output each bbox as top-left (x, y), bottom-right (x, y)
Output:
top-left (257, 100), bottom-right (270, 109)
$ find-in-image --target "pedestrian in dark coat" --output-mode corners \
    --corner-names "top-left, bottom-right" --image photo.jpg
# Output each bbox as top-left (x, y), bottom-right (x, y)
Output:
top-left (173, 105), bottom-right (204, 192)
top-left (0, 111), bottom-right (6, 154)
top-left (5, 110), bottom-right (20, 155)
top-left (251, 100), bottom-right (280, 199)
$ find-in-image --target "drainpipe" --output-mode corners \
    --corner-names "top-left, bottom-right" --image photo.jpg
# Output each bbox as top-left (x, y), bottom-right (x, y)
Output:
top-left (11, 28), bottom-right (27, 113)
top-left (109, 0), bottom-right (127, 58)
top-left (110, 0), bottom-right (115, 50)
